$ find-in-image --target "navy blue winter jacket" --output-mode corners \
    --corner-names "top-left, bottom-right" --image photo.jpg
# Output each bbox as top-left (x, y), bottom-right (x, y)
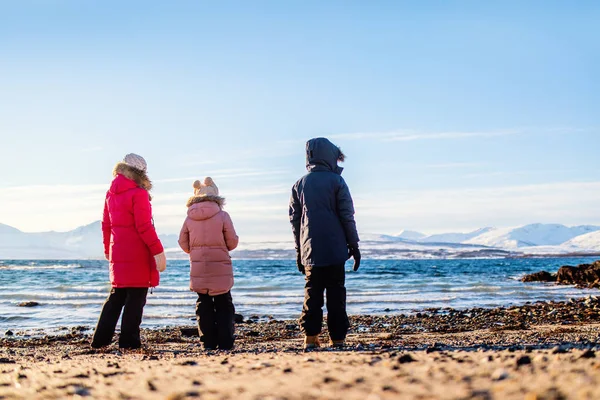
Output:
top-left (289, 138), bottom-right (360, 267)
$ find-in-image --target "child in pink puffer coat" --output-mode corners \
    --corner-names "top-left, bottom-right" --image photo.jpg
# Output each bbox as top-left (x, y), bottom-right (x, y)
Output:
top-left (178, 177), bottom-right (239, 350)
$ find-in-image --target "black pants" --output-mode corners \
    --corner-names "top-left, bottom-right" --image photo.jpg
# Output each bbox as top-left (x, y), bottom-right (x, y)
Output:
top-left (195, 291), bottom-right (235, 350)
top-left (91, 287), bottom-right (148, 349)
top-left (299, 264), bottom-right (349, 341)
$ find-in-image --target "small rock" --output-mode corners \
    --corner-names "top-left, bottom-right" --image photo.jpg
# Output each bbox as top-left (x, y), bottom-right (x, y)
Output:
top-left (0, 358), bottom-right (15, 364)
top-left (491, 368), bottom-right (509, 381)
top-left (180, 328), bottom-right (199, 337)
top-left (552, 346), bottom-right (568, 354)
top-left (147, 380), bottom-right (157, 391)
top-left (72, 386), bottom-right (90, 397)
top-left (323, 376), bottom-right (336, 383)
top-left (251, 362), bottom-right (273, 370)
top-left (246, 331), bottom-right (259, 337)
top-left (18, 301), bottom-right (40, 307)
top-left (516, 355), bottom-right (532, 367)
top-left (397, 354), bottom-right (416, 364)
top-left (580, 350), bottom-right (596, 359)
top-left (5, 330), bottom-right (14, 336)
top-left (179, 360), bottom-right (197, 366)
top-left (191, 380), bottom-right (202, 386)
top-left (283, 367), bottom-right (293, 373)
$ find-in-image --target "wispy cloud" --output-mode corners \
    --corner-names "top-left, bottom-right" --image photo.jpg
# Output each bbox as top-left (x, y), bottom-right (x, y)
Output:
top-left (330, 129), bottom-right (521, 142)
top-left (425, 162), bottom-right (484, 169)
top-left (81, 146), bottom-right (104, 153)
top-left (155, 169), bottom-right (291, 183)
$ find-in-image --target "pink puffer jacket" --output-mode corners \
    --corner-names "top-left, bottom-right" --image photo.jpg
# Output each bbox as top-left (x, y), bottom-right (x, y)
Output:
top-left (178, 197), bottom-right (239, 295)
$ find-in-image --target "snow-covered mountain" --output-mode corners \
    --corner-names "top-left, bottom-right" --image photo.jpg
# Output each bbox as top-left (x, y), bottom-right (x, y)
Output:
top-left (0, 222), bottom-right (181, 259)
top-left (464, 223), bottom-right (600, 249)
top-left (561, 231), bottom-right (600, 252)
top-left (394, 230), bottom-right (427, 241)
top-left (1, 221), bottom-right (599, 259)
top-left (420, 228), bottom-right (494, 244)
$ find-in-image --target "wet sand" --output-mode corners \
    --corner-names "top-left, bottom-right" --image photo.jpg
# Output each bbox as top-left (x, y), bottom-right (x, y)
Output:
top-left (2, 297), bottom-right (600, 399)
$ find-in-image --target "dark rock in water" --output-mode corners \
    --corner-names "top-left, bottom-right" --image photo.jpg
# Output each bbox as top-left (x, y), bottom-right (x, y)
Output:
top-left (5, 330), bottom-right (14, 336)
top-left (18, 301), bottom-right (40, 307)
top-left (234, 314), bottom-right (244, 323)
top-left (557, 261), bottom-right (600, 287)
top-left (180, 327), bottom-right (199, 337)
top-left (516, 355), bottom-right (532, 367)
top-left (522, 260), bottom-right (600, 289)
top-left (521, 271), bottom-right (557, 283)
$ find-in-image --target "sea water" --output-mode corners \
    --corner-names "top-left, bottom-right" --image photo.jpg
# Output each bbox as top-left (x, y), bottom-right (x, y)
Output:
top-left (0, 257), bottom-right (597, 332)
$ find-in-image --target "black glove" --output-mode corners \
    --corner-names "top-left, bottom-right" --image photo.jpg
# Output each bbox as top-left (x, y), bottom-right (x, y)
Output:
top-left (348, 245), bottom-right (361, 271)
top-left (296, 252), bottom-right (305, 275)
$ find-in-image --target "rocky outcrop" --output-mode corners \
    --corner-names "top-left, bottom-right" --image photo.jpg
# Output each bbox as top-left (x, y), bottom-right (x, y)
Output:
top-left (521, 271), bottom-right (557, 282)
top-left (557, 261), bottom-right (600, 288)
top-left (522, 260), bottom-right (600, 288)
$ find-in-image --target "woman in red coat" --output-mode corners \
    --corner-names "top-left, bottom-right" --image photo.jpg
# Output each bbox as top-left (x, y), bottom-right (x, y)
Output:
top-left (91, 153), bottom-right (166, 349)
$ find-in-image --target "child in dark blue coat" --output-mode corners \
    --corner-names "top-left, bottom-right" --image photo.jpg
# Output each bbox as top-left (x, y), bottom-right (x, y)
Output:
top-left (289, 137), bottom-right (361, 349)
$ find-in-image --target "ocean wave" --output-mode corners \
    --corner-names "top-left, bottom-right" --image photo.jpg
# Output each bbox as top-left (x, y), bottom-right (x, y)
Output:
top-left (0, 264), bottom-right (82, 271)
top-left (0, 315), bottom-right (31, 322)
top-left (446, 286), bottom-right (502, 292)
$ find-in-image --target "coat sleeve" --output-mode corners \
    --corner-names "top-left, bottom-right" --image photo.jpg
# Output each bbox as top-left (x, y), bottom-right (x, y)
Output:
top-left (101, 192), bottom-right (111, 256)
top-left (132, 189), bottom-right (164, 255)
top-left (222, 212), bottom-right (239, 251)
top-left (178, 219), bottom-right (190, 254)
top-left (289, 183), bottom-right (302, 252)
top-left (336, 178), bottom-right (360, 247)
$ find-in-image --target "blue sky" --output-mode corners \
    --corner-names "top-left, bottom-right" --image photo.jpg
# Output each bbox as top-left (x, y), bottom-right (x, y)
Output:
top-left (0, 1), bottom-right (599, 241)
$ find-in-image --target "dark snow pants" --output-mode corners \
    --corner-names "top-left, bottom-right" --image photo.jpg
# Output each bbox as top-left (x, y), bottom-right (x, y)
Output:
top-left (91, 287), bottom-right (148, 349)
top-left (195, 291), bottom-right (235, 350)
top-left (299, 264), bottom-right (350, 341)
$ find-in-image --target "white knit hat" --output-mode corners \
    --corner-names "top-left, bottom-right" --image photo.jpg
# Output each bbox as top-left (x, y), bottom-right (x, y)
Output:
top-left (123, 153), bottom-right (147, 172)
top-left (193, 177), bottom-right (219, 197)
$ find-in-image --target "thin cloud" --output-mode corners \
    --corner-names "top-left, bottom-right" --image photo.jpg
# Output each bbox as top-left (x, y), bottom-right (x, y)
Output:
top-left (155, 169), bottom-right (290, 183)
top-left (330, 129), bottom-right (521, 142)
top-left (425, 162), bottom-right (484, 169)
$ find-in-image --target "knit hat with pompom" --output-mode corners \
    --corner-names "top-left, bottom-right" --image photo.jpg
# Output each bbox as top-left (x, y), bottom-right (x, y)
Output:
top-left (193, 177), bottom-right (219, 197)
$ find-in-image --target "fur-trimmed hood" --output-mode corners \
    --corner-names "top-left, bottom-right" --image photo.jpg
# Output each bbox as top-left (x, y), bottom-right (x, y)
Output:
top-left (186, 195), bottom-right (225, 208)
top-left (113, 162), bottom-right (153, 192)
top-left (187, 198), bottom-right (223, 222)
top-left (306, 137), bottom-right (345, 175)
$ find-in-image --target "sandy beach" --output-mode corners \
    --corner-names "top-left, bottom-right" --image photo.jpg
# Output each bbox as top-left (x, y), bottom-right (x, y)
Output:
top-left (3, 297), bottom-right (600, 399)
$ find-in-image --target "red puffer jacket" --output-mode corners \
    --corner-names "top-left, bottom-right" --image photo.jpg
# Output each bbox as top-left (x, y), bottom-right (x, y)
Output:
top-left (102, 174), bottom-right (164, 288)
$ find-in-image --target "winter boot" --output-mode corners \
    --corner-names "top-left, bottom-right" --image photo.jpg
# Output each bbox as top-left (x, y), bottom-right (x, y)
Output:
top-left (304, 335), bottom-right (321, 350)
